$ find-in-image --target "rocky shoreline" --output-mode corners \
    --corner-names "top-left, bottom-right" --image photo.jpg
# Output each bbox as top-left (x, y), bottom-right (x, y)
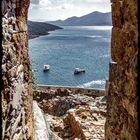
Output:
top-left (28, 21), bottom-right (63, 39)
top-left (33, 87), bottom-right (107, 140)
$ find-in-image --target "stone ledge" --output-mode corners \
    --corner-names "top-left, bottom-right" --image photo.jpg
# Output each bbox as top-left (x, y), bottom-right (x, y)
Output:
top-left (35, 84), bottom-right (105, 98)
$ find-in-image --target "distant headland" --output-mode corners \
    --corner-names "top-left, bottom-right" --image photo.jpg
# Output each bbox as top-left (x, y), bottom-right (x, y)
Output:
top-left (28, 11), bottom-right (112, 39)
top-left (28, 21), bottom-right (63, 39)
top-left (48, 11), bottom-right (112, 26)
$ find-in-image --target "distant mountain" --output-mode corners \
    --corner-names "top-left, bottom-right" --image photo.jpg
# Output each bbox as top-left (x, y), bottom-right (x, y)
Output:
top-left (48, 11), bottom-right (112, 26)
top-left (28, 21), bottom-right (62, 39)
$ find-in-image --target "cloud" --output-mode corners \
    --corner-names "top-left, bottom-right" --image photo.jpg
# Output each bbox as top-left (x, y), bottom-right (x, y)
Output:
top-left (29, 0), bottom-right (111, 21)
top-left (31, 0), bottom-right (39, 5)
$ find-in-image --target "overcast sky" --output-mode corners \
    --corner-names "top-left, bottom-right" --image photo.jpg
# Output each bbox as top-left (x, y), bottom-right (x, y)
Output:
top-left (28, 0), bottom-right (111, 21)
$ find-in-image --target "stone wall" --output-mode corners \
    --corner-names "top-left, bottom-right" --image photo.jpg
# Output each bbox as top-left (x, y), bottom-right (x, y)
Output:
top-left (105, 0), bottom-right (138, 139)
top-left (36, 85), bottom-right (105, 97)
top-left (33, 85), bottom-right (105, 117)
top-left (2, 0), bottom-right (34, 139)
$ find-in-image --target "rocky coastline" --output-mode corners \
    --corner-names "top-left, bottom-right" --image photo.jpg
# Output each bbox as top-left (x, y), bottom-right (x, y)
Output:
top-left (33, 85), bottom-right (107, 140)
top-left (28, 21), bottom-right (63, 39)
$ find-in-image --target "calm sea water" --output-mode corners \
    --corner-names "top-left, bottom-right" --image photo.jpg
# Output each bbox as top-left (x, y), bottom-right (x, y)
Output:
top-left (29, 26), bottom-right (112, 89)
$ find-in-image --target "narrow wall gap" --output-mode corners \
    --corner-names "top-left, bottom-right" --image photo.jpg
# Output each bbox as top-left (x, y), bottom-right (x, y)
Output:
top-left (28, 0), bottom-right (112, 90)
top-left (28, 0), bottom-right (112, 139)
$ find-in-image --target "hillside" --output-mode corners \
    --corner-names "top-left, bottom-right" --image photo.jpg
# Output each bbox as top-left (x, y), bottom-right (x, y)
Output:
top-left (48, 11), bottom-right (112, 26)
top-left (28, 21), bottom-right (62, 39)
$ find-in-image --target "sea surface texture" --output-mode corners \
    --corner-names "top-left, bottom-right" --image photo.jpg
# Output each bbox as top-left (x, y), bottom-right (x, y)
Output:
top-left (29, 26), bottom-right (112, 89)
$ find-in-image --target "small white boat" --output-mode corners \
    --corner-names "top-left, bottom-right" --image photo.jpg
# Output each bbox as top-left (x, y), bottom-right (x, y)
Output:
top-left (74, 68), bottom-right (85, 74)
top-left (43, 64), bottom-right (50, 71)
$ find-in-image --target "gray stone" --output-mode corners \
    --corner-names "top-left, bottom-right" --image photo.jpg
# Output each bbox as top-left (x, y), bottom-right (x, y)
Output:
top-left (8, 47), bottom-right (14, 59)
top-left (9, 66), bottom-right (17, 77)
top-left (7, 60), bottom-right (13, 69)
top-left (2, 64), bottom-right (7, 74)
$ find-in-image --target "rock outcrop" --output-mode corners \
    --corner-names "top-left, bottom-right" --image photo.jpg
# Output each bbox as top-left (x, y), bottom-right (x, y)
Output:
top-left (28, 21), bottom-right (62, 39)
top-left (2, 0), bottom-right (34, 139)
top-left (34, 89), bottom-right (107, 140)
top-left (105, 0), bottom-right (138, 139)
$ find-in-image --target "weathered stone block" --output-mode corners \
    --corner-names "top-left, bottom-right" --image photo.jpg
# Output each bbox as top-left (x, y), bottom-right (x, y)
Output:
top-left (106, 0), bottom-right (138, 139)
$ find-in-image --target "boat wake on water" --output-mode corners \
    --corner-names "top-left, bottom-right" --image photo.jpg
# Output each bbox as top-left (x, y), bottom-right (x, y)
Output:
top-left (77, 80), bottom-right (106, 88)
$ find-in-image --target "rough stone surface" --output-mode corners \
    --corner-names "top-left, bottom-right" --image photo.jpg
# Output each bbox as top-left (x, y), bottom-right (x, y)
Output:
top-left (33, 101), bottom-right (62, 140)
top-left (34, 89), bottom-right (107, 140)
top-left (33, 86), bottom-right (106, 117)
top-left (33, 101), bottom-right (50, 140)
top-left (105, 0), bottom-right (138, 139)
top-left (2, 0), bottom-right (34, 139)
top-left (36, 85), bottom-right (105, 97)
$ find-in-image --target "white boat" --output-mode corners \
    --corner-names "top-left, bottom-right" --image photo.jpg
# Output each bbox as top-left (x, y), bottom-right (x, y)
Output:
top-left (43, 64), bottom-right (50, 71)
top-left (74, 68), bottom-right (85, 74)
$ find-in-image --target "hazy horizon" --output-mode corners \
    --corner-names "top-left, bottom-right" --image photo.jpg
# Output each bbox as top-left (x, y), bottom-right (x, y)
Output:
top-left (29, 0), bottom-right (111, 21)
top-left (29, 11), bottom-right (112, 22)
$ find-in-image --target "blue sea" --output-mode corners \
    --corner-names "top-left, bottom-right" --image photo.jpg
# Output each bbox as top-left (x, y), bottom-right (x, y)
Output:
top-left (29, 26), bottom-right (112, 89)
